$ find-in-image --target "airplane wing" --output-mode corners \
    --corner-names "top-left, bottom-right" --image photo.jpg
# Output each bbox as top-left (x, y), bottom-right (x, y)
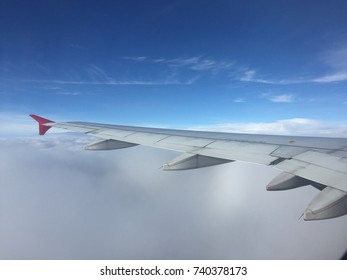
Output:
top-left (30, 114), bottom-right (347, 221)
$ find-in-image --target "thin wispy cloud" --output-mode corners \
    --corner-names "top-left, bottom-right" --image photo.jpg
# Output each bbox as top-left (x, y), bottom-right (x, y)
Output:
top-left (124, 56), bottom-right (148, 62)
top-left (67, 43), bottom-right (85, 49)
top-left (39, 86), bottom-right (62, 90)
top-left (320, 46), bottom-right (347, 71)
top-left (233, 98), bottom-right (245, 103)
top-left (312, 71), bottom-right (347, 83)
top-left (44, 79), bottom-right (192, 86)
top-left (270, 94), bottom-right (294, 103)
top-left (83, 64), bottom-right (175, 85)
top-left (21, 63), bottom-right (195, 86)
top-left (56, 91), bottom-right (81, 96)
top-left (124, 56), bottom-right (235, 73)
top-left (242, 71), bottom-right (347, 85)
top-left (260, 92), bottom-right (295, 103)
top-left (165, 57), bottom-right (234, 72)
top-left (239, 56), bottom-right (347, 85)
top-left (86, 64), bottom-right (110, 82)
top-left (83, 63), bottom-right (197, 85)
top-left (308, 46), bottom-right (347, 83)
top-left (240, 69), bottom-right (273, 84)
top-left (8, 52), bottom-right (347, 91)
top-left (239, 69), bottom-right (305, 85)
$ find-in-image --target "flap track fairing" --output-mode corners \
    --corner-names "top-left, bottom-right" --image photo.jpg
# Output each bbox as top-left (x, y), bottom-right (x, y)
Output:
top-left (84, 139), bottom-right (138, 150)
top-left (163, 153), bottom-right (233, 171)
top-left (304, 187), bottom-right (347, 220)
top-left (266, 172), bottom-right (324, 191)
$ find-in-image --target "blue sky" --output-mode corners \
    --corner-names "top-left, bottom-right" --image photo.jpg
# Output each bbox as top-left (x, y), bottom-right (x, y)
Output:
top-left (1, 0), bottom-right (347, 129)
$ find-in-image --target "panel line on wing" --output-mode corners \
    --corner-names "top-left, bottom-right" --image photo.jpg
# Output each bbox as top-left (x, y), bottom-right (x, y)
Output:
top-left (154, 135), bottom-right (172, 143)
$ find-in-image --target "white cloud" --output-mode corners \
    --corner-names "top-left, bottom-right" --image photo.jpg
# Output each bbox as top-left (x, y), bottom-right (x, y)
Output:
top-left (124, 56), bottom-right (234, 73)
top-left (233, 98), bottom-right (245, 103)
top-left (311, 71), bottom-right (347, 83)
top-left (1, 137), bottom-right (347, 259)
top-left (270, 94), bottom-right (294, 103)
top-left (0, 113), bottom-right (38, 137)
top-left (25, 63), bottom-right (194, 87)
top-left (239, 69), bottom-right (300, 85)
top-left (123, 56), bottom-right (148, 62)
top-left (191, 118), bottom-right (347, 137)
top-left (83, 63), bottom-right (193, 86)
top-left (86, 64), bottom-right (110, 82)
top-left (239, 54), bottom-right (347, 84)
top-left (320, 46), bottom-right (347, 71)
top-left (240, 69), bottom-right (261, 82)
top-left (311, 46), bottom-right (347, 83)
top-left (37, 78), bottom-right (190, 86)
top-left (165, 57), bottom-right (234, 72)
top-left (56, 91), bottom-right (81, 96)
top-left (68, 43), bottom-right (85, 49)
top-left (125, 55), bottom-right (347, 85)
top-left (242, 71), bottom-right (347, 84)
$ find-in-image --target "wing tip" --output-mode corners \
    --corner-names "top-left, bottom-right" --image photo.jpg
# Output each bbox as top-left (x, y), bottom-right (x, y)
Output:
top-left (29, 114), bottom-right (55, 135)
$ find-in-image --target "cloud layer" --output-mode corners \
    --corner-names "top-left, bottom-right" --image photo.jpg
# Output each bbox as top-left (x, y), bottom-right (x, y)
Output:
top-left (1, 136), bottom-right (347, 259)
top-left (191, 118), bottom-right (347, 137)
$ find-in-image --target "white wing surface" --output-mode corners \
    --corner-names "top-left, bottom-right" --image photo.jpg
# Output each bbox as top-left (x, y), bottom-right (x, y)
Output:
top-left (30, 114), bottom-right (347, 221)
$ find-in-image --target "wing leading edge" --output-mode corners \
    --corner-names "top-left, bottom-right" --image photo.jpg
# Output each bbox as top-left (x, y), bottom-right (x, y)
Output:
top-left (30, 114), bottom-right (347, 221)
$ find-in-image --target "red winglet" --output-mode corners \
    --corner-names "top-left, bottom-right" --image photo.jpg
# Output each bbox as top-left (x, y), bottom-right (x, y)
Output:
top-left (30, 114), bottom-right (55, 135)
